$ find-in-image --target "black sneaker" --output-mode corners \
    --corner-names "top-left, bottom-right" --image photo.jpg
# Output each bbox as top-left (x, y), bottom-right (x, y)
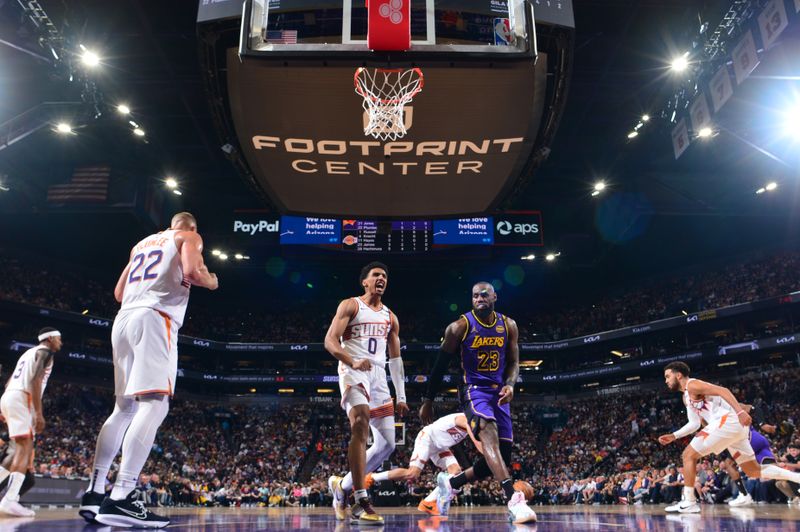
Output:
top-left (78, 491), bottom-right (106, 523)
top-left (94, 491), bottom-right (170, 528)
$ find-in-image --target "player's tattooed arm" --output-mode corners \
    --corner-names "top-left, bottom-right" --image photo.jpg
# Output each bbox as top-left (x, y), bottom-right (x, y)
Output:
top-left (498, 317), bottom-right (519, 405)
top-left (30, 348), bottom-right (53, 433)
top-left (324, 299), bottom-right (368, 370)
top-left (419, 317), bottom-right (467, 424)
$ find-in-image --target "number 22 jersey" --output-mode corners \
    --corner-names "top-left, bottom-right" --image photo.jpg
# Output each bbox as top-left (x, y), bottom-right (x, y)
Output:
top-left (120, 230), bottom-right (190, 327)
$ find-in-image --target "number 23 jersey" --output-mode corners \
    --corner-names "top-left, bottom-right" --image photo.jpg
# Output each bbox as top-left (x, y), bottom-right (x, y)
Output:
top-left (460, 310), bottom-right (507, 386)
top-left (120, 229), bottom-right (190, 327)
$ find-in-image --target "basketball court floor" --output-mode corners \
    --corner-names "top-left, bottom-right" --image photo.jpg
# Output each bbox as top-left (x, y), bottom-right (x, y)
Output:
top-left (2, 505), bottom-right (798, 531)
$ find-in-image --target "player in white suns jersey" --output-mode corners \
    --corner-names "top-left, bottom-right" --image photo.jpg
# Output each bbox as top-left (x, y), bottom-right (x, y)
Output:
top-left (325, 262), bottom-right (407, 525)
top-left (659, 362), bottom-right (800, 513)
top-left (365, 413), bottom-right (483, 516)
top-left (80, 212), bottom-right (218, 529)
top-left (0, 327), bottom-right (62, 517)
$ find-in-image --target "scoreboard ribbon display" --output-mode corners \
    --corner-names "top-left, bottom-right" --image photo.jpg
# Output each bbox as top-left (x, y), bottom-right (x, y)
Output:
top-left (271, 212), bottom-right (542, 251)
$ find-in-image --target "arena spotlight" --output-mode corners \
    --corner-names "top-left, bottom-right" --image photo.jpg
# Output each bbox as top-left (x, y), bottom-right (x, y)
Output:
top-left (165, 178), bottom-right (178, 189)
top-left (219, 253), bottom-right (229, 260)
top-left (55, 122), bottom-right (73, 134)
top-left (756, 187), bottom-right (766, 194)
top-left (594, 181), bottom-right (606, 192)
top-left (766, 182), bottom-right (778, 191)
top-left (627, 131), bottom-right (638, 139)
top-left (212, 249), bottom-right (221, 256)
top-left (697, 126), bottom-right (714, 138)
top-left (79, 45), bottom-right (100, 67)
top-left (670, 53), bottom-right (689, 72)
top-left (117, 104), bottom-right (131, 115)
top-left (784, 105), bottom-right (800, 140)
top-left (545, 252), bottom-right (560, 262)
top-left (521, 254), bottom-right (535, 261)
top-left (172, 189), bottom-right (182, 196)
top-left (133, 128), bottom-right (145, 137)
top-left (642, 114), bottom-right (650, 122)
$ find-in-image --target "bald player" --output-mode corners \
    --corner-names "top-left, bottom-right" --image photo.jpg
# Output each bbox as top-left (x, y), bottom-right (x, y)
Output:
top-left (80, 212), bottom-right (218, 528)
top-left (420, 282), bottom-right (536, 524)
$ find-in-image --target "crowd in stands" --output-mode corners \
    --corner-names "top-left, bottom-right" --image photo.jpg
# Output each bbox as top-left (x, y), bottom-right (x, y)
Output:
top-left (2, 249), bottom-right (799, 343)
top-left (2, 363), bottom-right (795, 510)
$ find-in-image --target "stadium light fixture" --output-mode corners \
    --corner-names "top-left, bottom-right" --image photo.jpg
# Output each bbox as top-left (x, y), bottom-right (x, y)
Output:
top-left (697, 126), bottom-right (714, 138)
top-left (642, 114), bottom-right (650, 122)
top-left (784, 105), bottom-right (800, 140)
top-left (235, 253), bottom-right (244, 260)
top-left (55, 122), bottom-right (73, 134)
top-left (520, 254), bottom-right (535, 261)
top-left (545, 252), bottom-right (560, 262)
top-left (756, 187), bottom-right (766, 194)
top-left (766, 181), bottom-right (778, 191)
top-left (79, 45), bottom-right (100, 67)
top-left (117, 104), bottom-right (131, 115)
top-left (133, 128), bottom-right (145, 137)
top-left (670, 53), bottom-right (689, 72)
top-left (594, 181), bottom-right (606, 192)
top-left (212, 249), bottom-right (221, 256)
top-left (219, 253), bottom-right (228, 260)
top-left (627, 131), bottom-right (638, 139)
top-left (165, 178), bottom-right (178, 189)
top-left (172, 189), bottom-right (182, 196)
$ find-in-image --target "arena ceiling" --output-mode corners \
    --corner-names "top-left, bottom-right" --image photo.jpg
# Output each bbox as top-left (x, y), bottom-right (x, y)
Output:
top-left (1, 0), bottom-right (798, 293)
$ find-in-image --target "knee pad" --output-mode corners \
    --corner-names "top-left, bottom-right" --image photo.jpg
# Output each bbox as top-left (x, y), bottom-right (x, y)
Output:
top-left (500, 440), bottom-right (513, 465)
top-left (20, 471), bottom-right (35, 495)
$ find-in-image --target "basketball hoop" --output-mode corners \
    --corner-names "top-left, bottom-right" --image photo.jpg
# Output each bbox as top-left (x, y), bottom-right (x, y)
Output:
top-left (354, 67), bottom-right (424, 141)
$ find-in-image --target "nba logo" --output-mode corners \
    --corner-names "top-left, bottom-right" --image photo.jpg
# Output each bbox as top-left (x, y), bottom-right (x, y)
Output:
top-left (494, 18), bottom-right (514, 46)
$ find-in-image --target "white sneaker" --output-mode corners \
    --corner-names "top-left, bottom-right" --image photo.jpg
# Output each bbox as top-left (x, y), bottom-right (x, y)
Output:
top-left (0, 498), bottom-right (35, 517)
top-left (435, 472), bottom-right (452, 517)
top-left (328, 475), bottom-right (346, 521)
top-left (508, 491), bottom-right (537, 524)
top-left (665, 500), bottom-right (700, 513)
top-left (728, 493), bottom-right (753, 507)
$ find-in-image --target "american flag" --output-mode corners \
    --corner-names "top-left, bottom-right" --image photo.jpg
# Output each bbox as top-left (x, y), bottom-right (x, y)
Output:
top-left (47, 165), bottom-right (110, 203)
top-left (265, 30), bottom-right (298, 44)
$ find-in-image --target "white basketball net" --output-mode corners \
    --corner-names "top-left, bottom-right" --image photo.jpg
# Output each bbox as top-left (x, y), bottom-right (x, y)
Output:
top-left (354, 67), bottom-right (424, 141)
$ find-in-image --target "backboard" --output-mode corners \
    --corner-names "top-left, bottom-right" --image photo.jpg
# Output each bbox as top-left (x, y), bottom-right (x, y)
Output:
top-left (201, 0), bottom-right (571, 217)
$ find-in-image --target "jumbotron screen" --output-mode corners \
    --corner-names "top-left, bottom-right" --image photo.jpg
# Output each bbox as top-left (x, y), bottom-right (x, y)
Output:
top-left (230, 211), bottom-right (542, 253)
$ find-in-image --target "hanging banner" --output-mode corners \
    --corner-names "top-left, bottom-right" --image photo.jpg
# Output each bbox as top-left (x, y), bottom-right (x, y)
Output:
top-left (759, 0), bottom-right (789, 49)
top-left (709, 65), bottom-right (734, 113)
top-left (671, 118), bottom-right (690, 160)
top-left (689, 93), bottom-right (712, 133)
top-left (732, 30), bottom-right (759, 85)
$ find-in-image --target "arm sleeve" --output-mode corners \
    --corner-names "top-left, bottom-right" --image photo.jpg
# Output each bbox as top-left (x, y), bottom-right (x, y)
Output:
top-left (388, 357), bottom-right (406, 404)
top-left (424, 348), bottom-right (454, 401)
top-left (673, 405), bottom-right (702, 439)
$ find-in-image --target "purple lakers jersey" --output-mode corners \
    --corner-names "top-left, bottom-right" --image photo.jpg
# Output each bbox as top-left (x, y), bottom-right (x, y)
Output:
top-left (460, 311), bottom-right (507, 386)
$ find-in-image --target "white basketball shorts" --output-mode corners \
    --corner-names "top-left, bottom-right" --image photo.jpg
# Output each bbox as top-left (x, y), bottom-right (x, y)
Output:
top-left (112, 307), bottom-right (178, 397)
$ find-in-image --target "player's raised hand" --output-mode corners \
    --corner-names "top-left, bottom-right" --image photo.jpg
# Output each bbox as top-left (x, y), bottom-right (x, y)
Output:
top-left (498, 385), bottom-right (514, 405)
top-left (351, 358), bottom-right (371, 371)
top-left (419, 399), bottom-right (434, 425)
top-left (396, 401), bottom-right (409, 418)
top-left (658, 433), bottom-right (676, 446)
